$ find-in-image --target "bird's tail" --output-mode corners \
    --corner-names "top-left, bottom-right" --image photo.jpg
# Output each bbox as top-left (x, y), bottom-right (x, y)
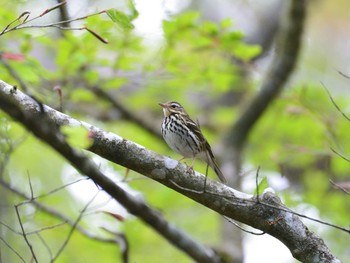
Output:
top-left (205, 142), bottom-right (227, 184)
top-left (209, 157), bottom-right (227, 184)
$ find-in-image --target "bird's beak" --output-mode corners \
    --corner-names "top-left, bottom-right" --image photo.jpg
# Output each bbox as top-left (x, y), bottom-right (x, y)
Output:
top-left (159, 102), bottom-right (170, 117)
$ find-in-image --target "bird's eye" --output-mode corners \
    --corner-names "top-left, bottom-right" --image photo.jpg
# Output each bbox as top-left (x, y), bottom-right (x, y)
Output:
top-left (170, 104), bottom-right (177, 108)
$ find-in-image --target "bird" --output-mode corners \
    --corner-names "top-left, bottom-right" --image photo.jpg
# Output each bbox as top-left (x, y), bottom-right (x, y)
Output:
top-left (159, 101), bottom-right (227, 183)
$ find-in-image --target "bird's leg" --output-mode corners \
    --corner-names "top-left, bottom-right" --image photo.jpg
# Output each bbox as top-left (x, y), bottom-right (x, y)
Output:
top-left (185, 157), bottom-right (196, 174)
top-left (202, 162), bottom-right (209, 193)
top-left (178, 156), bottom-right (186, 162)
top-left (178, 156), bottom-right (195, 174)
top-left (178, 156), bottom-right (190, 168)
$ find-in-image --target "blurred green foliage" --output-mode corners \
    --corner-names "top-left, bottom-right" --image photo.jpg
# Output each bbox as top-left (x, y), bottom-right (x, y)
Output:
top-left (0, 1), bottom-right (349, 262)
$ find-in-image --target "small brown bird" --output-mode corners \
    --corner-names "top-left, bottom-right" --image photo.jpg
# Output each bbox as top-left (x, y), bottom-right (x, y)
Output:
top-left (159, 101), bottom-right (227, 183)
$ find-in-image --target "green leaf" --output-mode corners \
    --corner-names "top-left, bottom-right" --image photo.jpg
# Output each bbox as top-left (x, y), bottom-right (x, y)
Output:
top-left (163, 20), bottom-right (177, 39)
top-left (177, 11), bottom-right (200, 27)
top-left (107, 9), bottom-right (134, 30)
top-left (104, 77), bottom-right (128, 90)
top-left (83, 70), bottom-right (99, 84)
top-left (20, 34), bottom-right (33, 53)
top-left (70, 88), bottom-right (95, 102)
top-left (222, 31), bottom-right (244, 42)
top-left (61, 125), bottom-right (91, 149)
top-left (220, 18), bottom-right (233, 29)
top-left (233, 43), bottom-right (261, 61)
top-left (128, 0), bottom-right (139, 20)
top-left (201, 21), bottom-right (219, 36)
top-left (254, 176), bottom-right (269, 195)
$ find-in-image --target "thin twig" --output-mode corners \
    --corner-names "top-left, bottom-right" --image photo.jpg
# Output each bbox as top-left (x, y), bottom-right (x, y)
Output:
top-left (321, 82), bottom-right (350, 122)
top-left (39, 1), bottom-right (67, 18)
top-left (263, 201), bottom-right (350, 233)
top-left (0, 236), bottom-right (26, 263)
top-left (31, 177), bottom-right (89, 201)
top-left (52, 192), bottom-right (99, 261)
top-left (0, 178), bottom-right (122, 244)
top-left (223, 216), bottom-right (265, 235)
top-left (0, 2), bottom-right (67, 35)
top-left (0, 11), bottom-right (30, 35)
top-left (337, 70), bottom-right (350, 80)
top-left (26, 222), bottom-right (68, 236)
top-left (27, 172), bottom-right (34, 199)
top-left (329, 179), bottom-right (350, 195)
top-left (330, 147), bottom-right (350, 162)
top-left (227, 197), bottom-right (350, 234)
top-left (0, 3), bottom-right (105, 37)
top-left (101, 228), bottom-right (129, 263)
top-left (15, 205), bottom-right (38, 263)
top-left (6, 11), bottom-right (105, 32)
top-left (36, 233), bottom-right (53, 261)
top-left (0, 221), bottom-right (21, 235)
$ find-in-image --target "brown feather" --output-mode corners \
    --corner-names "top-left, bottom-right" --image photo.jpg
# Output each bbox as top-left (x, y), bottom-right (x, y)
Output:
top-left (160, 101), bottom-right (227, 183)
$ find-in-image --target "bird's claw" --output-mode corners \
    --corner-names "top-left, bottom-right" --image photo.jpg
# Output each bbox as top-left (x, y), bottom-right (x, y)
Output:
top-left (184, 163), bottom-right (195, 174)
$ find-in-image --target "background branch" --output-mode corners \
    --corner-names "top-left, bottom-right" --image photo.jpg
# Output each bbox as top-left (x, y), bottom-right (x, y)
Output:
top-left (0, 177), bottom-right (122, 244)
top-left (90, 86), bottom-right (161, 138)
top-left (229, 0), bottom-right (306, 150)
top-left (56, 0), bottom-right (70, 28)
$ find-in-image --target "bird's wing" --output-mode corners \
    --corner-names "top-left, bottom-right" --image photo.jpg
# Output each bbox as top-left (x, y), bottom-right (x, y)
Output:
top-left (181, 114), bottom-right (207, 145)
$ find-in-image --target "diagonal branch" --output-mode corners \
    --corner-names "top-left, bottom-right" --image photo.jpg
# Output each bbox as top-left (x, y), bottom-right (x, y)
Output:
top-left (0, 177), bottom-right (122, 243)
top-left (229, 0), bottom-right (306, 150)
top-left (0, 80), bottom-right (342, 262)
top-left (0, 81), bottom-right (221, 263)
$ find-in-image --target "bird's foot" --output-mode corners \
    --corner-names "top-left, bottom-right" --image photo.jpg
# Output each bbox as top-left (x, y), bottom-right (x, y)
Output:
top-left (184, 163), bottom-right (195, 174)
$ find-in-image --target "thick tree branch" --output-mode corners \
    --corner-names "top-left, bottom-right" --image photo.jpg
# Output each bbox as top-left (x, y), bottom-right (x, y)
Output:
top-left (0, 81), bottom-right (342, 263)
top-left (0, 81), bottom-right (220, 263)
top-left (229, 0), bottom-right (306, 150)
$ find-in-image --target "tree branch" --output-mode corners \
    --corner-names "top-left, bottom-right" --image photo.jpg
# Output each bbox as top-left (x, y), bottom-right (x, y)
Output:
top-left (56, 0), bottom-right (70, 28)
top-left (0, 177), bottom-right (123, 245)
top-left (0, 81), bottom-right (342, 263)
top-left (229, 0), bottom-right (306, 150)
top-left (0, 81), bottom-right (220, 263)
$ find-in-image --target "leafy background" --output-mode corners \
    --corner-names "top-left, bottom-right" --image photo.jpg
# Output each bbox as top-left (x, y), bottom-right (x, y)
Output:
top-left (0, 0), bottom-right (349, 262)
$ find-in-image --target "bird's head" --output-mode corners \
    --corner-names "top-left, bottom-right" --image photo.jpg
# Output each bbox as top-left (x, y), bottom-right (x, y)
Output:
top-left (159, 101), bottom-right (187, 117)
